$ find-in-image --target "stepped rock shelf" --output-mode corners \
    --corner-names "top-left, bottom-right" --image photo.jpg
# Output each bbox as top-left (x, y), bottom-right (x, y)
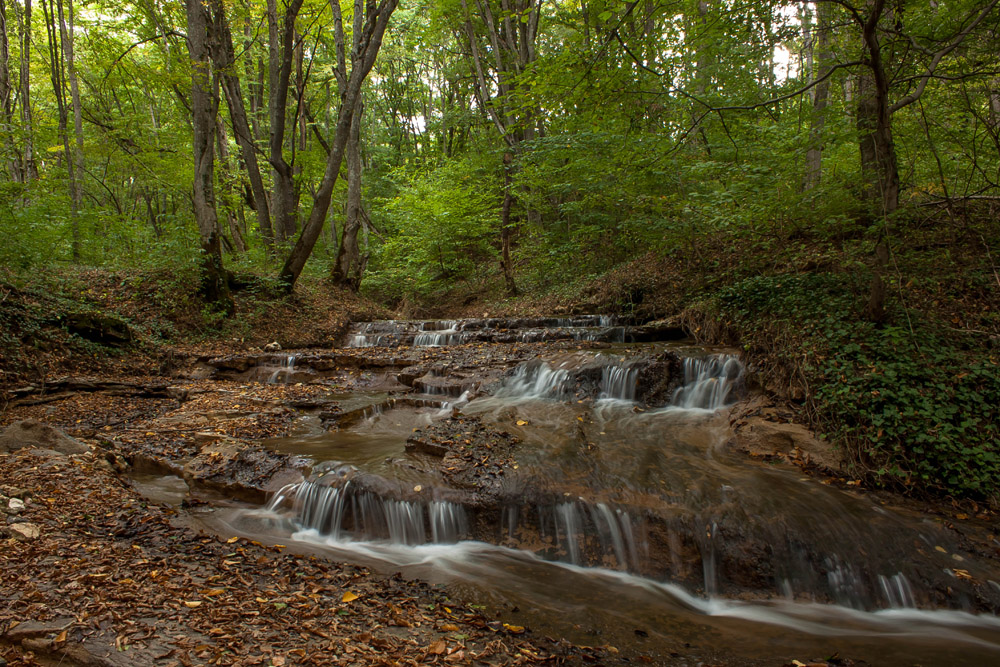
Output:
top-left (44, 315), bottom-right (1000, 665)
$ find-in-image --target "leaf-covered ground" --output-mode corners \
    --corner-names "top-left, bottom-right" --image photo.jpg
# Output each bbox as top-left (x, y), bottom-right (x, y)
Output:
top-left (0, 448), bottom-right (615, 666)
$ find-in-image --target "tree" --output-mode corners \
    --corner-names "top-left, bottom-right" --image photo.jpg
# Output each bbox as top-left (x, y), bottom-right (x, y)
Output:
top-left (185, 0), bottom-right (232, 312)
top-left (277, 0), bottom-right (398, 292)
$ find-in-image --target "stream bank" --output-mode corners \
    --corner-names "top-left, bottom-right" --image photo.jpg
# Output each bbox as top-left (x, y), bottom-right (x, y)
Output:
top-left (3, 315), bottom-right (1000, 665)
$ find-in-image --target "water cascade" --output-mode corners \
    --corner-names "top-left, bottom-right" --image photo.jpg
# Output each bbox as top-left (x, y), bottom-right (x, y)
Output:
top-left (274, 480), bottom-right (469, 545)
top-left (599, 363), bottom-right (640, 401)
top-left (494, 363), bottom-right (571, 400)
top-left (670, 354), bottom-right (744, 410)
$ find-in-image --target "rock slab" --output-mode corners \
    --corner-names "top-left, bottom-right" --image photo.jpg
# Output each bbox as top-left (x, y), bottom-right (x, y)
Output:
top-left (0, 419), bottom-right (89, 455)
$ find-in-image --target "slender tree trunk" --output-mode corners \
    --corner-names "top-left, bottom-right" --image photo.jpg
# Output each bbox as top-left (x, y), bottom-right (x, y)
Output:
top-left (857, 0), bottom-right (899, 323)
top-left (804, 1), bottom-right (831, 190)
top-left (500, 152), bottom-right (518, 296)
top-left (17, 0), bottom-right (36, 180)
top-left (43, 0), bottom-right (80, 259)
top-left (0, 0), bottom-right (18, 180)
top-left (60, 0), bottom-right (85, 233)
top-left (265, 0), bottom-right (304, 243)
top-left (186, 0), bottom-right (232, 313)
top-left (332, 102), bottom-right (364, 289)
top-left (210, 0), bottom-right (274, 250)
top-left (989, 78), bottom-right (1000, 130)
top-left (215, 114), bottom-right (248, 253)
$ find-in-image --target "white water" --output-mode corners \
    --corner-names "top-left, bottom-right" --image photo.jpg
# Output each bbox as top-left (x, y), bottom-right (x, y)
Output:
top-left (669, 354), bottom-right (744, 410)
top-left (494, 363), bottom-right (571, 400)
top-left (599, 363), bottom-right (640, 401)
top-left (209, 513), bottom-right (1000, 663)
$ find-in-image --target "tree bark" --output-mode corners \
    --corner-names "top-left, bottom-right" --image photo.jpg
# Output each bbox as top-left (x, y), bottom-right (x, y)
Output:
top-left (265, 0), bottom-right (304, 243)
top-left (60, 0), bottom-right (85, 239)
top-left (0, 0), bottom-right (16, 180)
top-left (215, 113), bottom-right (248, 253)
top-left (989, 78), bottom-right (1000, 130)
top-left (185, 0), bottom-right (232, 313)
top-left (856, 0), bottom-right (898, 324)
top-left (16, 0), bottom-right (36, 180)
top-left (501, 152), bottom-right (518, 296)
top-left (331, 102), bottom-right (364, 290)
top-left (42, 0), bottom-right (80, 260)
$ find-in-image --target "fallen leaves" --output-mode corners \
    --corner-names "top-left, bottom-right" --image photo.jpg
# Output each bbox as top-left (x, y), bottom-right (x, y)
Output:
top-left (341, 591), bottom-right (359, 602)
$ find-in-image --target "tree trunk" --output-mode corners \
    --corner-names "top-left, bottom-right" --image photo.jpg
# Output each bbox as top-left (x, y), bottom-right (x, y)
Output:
top-left (501, 154), bottom-right (518, 296)
top-left (265, 0), bottom-right (304, 243)
top-left (210, 0), bottom-right (274, 250)
top-left (43, 0), bottom-right (79, 259)
top-left (215, 113), bottom-right (248, 253)
top-left (857, 0), bottom-right (899, 323)
top-left (185, 0), bottom-right (232, 313)
top-left (989, 78), bottom-right (1000, 130)
top-left (16, 0), bottom-right (36, 180)
top-left (0, 0), bottom-right (17, 180)
top-left (331, 102), bottom-right (364, 290)
top-left (803, 1), bottom-right (831, 190)
top-left (60, 0), bottom-right (85, 237)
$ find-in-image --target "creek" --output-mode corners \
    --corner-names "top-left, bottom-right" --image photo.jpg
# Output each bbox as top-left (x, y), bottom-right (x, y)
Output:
top-left (151, 317), bottom-right (1000, 664)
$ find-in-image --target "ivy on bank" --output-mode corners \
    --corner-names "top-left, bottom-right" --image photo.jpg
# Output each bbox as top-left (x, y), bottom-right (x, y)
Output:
top-left (713, 273), bottom-right (1000, 499)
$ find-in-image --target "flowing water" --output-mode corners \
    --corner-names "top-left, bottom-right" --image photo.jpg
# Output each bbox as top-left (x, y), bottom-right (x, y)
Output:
top-left (191, 319), bottom-right (1000, 664)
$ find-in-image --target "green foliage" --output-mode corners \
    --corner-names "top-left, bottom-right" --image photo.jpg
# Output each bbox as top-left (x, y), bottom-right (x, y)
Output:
top-left (715, 273), bottom-right (1000, 498)
top-left (364, 158), bottom-right (500, 301)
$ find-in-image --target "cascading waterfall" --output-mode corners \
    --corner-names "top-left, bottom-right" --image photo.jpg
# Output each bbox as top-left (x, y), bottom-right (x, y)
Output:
top-left (265, 354), bottom-right (298, 384)
top-left (670, 354), bottom-right (744, 410)
top-left (599, 364), bottom-right (640, 401)
top-left (274, 480), bottom-right (468, 545)
top-left (494, 363), bottom-right (571, 400)
top-left (556, 502), bottom-right (583, 565)
top-left (878, 573), bottom-right (917, 609)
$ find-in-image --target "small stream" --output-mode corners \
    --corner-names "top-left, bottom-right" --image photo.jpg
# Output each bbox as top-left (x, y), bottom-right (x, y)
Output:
top-left (149, 318), bottom-right (1000, 664)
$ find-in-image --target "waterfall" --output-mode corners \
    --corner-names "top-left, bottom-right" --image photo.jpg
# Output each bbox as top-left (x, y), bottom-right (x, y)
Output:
top-left (275, 481), bottom-right (468, 545)
top-left (556, 502), bottom-right (583, 565)
top-left (599, 364), bottom-right (640, 401)
top-left (265, 354), bottom-right (298, 384)
top-left (494, 363), bottom-right (571, 400)
top-left (414, 321), bottom-right (463, 347)
top-left (879, 573), bottom-right (916, 609)
top-left (670, 354), bottom-right (744, 410)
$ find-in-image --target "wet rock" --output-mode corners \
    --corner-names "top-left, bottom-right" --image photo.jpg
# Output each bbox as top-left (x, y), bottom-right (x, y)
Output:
top-left (207, 354), bottom-right (256, 372)
top-left (634, 352), bottom-right (684, 405)
top-left (264, 341), bottom-right (282, 351)
top-left (407, 416), bottom-right (520, 506)
top-left (397, 365), bottom-right (427, 387)
top-left (183, 438), bottom-right (309, 503)
top-left (9, 522), bottom-right (41, 540)
top-left (63, 312), bottom-right (132, 346)
top-left (0, 419), bottom-right (89, 455)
